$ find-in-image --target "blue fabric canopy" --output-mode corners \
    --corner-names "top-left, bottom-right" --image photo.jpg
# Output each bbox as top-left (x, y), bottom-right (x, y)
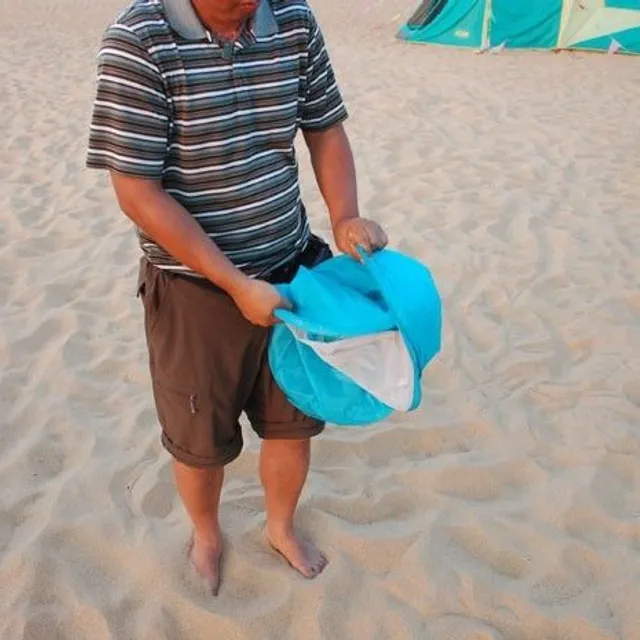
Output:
top-left (268, 249), bottom-right (442, 426)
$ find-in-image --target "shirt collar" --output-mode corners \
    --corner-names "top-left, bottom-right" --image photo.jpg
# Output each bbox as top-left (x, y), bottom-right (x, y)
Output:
top-left (161, 0), bottom-right (279, 41)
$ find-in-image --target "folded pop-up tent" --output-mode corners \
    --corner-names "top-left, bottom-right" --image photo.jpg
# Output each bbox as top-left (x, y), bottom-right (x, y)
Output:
top-left (268, 249), bottom-right (442, 427)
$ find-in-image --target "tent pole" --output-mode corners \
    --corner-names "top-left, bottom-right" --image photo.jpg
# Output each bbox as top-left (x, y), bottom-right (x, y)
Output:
top-left (481, 0), bottom-right (493, 49)
top-left (557, 0), bottom-right (576, 49)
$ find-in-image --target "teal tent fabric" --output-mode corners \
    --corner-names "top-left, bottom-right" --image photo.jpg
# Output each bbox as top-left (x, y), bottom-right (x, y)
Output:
top-left (490, 0), bottom-right (561, 49)
top-left (572, 27), bottom-right (640, 52)
top-left (268, 249), bottom-right (442, 427)
top-left (606, 0), bottom-right (640, 9)
top-left (398, 0), bottom-right (486, 48)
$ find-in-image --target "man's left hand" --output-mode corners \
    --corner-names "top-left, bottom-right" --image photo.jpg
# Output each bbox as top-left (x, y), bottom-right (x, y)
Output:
top-left (333, 218), bottom-right (388, 261)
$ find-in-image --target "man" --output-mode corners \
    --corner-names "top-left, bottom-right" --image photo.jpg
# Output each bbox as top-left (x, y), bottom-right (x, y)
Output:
top-left (86, 0), bottom-right (387, 595)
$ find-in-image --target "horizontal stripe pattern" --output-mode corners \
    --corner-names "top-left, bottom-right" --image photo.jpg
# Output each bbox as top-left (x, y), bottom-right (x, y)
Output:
top-left (86, 0), bottom-right (348, 276)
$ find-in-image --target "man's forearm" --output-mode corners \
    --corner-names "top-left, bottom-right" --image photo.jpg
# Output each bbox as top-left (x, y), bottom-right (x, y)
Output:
top-left (112, 174), bottom-right (249, 296)
top-left (304, 123), bottom-right (359, 231)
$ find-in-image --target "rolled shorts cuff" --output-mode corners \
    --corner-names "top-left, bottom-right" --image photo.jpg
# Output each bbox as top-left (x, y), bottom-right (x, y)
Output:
top-left (161, 432), bottom-right (243, 468)
top-left (252, 419), bottom-right (325, 440)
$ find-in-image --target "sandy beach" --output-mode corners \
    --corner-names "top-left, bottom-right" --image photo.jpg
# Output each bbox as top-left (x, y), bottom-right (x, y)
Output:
top-left (1, 0), bottom-right (640, 638)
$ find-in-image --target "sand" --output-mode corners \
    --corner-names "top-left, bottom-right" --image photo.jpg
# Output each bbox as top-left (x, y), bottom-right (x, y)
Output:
top-left (1, 0), bottom-right (640, 638)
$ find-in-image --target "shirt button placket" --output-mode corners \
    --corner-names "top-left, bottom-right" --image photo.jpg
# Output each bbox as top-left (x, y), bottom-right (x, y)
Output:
top-left (230, 41), bottom-right (249, 150)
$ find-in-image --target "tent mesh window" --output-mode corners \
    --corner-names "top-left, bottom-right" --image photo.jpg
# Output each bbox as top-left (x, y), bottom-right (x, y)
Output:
top-left (407, 0), bottom-right (448, 28)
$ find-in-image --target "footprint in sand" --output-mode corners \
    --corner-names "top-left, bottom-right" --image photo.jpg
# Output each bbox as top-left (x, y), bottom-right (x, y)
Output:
top-left (448, 523), bottom-right (532, 580)
top-left (434, 459), bottom-right (543, 503)
top-left (423, 615), bottom-right (504, 640)
top-left (589, 454), bottom-right (639, 521)
top-left (563, 491), bottom-right (634, 547)
top-left (530, 570), bottom-right (586, 606)
top-left (313, 488), bottom-right (423, 527)
top-left (23, 433), bottom-right (66, 479)
top-left (622, 380), bottom-right (640, 408)
top-left (138, 478), bottom-right (174, 520)
top-left (109, 459), bottom-right (174, 520)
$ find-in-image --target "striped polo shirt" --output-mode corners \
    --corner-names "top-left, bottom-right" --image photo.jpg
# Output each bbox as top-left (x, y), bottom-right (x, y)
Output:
top-left (86, 0), bottom-right (348, 276)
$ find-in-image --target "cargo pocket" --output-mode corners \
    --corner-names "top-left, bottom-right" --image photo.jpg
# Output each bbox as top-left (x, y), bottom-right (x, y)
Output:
top-left (152, 379), bottom-right (206, 457)
top-left (153, 379), bottom-right (200, 427)
top-left (153, 377), bottom-right (240, 465)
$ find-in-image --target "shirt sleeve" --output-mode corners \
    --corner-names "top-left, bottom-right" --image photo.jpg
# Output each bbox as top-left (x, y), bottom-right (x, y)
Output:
top-left (298, 7), bottom-right (348, 132)
top-left (86, 24), bottom-right (169, 179)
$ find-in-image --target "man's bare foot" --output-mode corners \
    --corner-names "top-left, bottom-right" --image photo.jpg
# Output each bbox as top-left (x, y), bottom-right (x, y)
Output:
top-left (267, 528), bottom-right (329, 579)
top-left (187, 531), bottom-right (223, 596)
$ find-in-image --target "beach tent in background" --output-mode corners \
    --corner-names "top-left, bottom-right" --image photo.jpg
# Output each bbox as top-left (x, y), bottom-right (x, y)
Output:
top-left (398, 0), bottom-right (640, 55)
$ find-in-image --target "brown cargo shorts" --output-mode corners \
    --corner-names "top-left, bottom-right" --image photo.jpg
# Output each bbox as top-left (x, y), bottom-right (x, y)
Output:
top-left (136, 258), bottom-right (325, 468)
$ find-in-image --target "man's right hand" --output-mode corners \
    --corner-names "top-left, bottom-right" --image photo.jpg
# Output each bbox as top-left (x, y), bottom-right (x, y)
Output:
top-left (230, 277), bottom-right (292, 327)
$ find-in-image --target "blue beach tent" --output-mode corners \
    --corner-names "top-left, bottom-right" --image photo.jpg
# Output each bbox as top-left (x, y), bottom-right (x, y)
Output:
top-left (398, 0), bottom-right (640, 55)
top-left (268, 249), bottom-right (442, 427)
